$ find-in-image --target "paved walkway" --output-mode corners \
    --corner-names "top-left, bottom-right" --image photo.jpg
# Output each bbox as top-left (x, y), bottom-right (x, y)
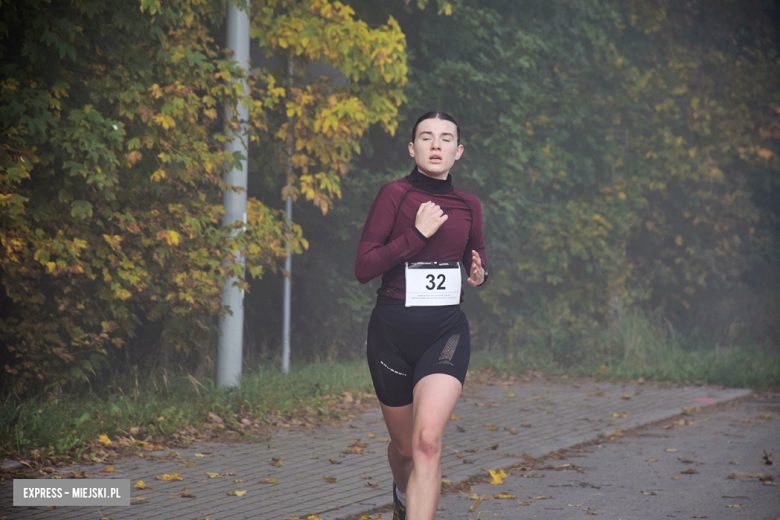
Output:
top-left (1, 378), bottom-right (751, 520)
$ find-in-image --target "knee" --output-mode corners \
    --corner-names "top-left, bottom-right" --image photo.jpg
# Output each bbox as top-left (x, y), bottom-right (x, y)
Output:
top-left (390, 439), bottom-right (413, 460)
top-left (412, 426), bottom-right (442, 461)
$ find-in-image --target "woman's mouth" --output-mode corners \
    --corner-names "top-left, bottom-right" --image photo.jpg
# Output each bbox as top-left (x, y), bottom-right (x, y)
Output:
top-left (430, 154), bottom-right (442, 162)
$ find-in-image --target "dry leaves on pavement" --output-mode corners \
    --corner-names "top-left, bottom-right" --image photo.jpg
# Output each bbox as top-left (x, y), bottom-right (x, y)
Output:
top-left (156, 473), bottom-right (183, 481)
top-left (176, 488), bottom-right (196, 498)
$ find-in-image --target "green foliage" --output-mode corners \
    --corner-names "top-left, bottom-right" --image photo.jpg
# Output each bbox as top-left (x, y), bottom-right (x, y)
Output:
top-left (252, 0), bottom-right (408, 213)
top-left (0, 0), bottom-right (408, 393)
top-left (283, 0), bottom-right (779, 362)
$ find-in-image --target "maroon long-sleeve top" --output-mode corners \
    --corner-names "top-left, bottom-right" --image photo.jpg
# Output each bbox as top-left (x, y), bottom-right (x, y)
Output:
top-left (355, 167), bottom-right (488, 303)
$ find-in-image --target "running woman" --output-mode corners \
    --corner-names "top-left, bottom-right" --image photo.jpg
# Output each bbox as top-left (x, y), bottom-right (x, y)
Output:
top-left (355, 111), bottom-right (488, 520)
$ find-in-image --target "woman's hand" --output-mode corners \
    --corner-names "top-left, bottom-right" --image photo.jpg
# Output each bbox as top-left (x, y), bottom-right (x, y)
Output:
top-left (467, 250), bottom-right (485, 287)
top-left (415, 201), bottom-right (448, 238)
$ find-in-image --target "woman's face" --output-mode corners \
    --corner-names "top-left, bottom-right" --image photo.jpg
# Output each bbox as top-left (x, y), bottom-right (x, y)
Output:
top-left (409, 118), bottom-right (464, 180)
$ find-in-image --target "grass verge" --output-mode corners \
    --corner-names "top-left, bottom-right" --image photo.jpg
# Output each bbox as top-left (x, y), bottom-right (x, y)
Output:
top-left (1, 360), bottom-right (373, 463)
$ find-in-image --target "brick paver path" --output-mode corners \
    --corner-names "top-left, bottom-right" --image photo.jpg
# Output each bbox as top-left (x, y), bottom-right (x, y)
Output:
top-left (1, 378), bottom-right (750, 520)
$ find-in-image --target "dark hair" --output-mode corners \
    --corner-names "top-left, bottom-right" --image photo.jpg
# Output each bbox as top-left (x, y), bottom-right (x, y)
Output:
top-left (411, 111), bottom-right (460, 145)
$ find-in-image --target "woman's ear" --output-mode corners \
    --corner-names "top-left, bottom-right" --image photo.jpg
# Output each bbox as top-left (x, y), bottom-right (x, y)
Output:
top-left (408, 142), bottom-right (415, 157)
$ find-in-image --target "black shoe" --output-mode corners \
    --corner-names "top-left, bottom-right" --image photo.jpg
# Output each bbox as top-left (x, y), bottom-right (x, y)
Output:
top-left (393, 481), bottom-right (406, 520)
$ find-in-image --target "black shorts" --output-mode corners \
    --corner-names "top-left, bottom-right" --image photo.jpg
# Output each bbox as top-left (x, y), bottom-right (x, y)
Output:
top-left (366, 302), bottom-right (470, 407)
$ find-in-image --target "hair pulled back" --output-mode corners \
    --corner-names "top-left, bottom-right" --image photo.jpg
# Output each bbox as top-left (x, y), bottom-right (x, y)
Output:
top-left (411, 111), bottom-right (460, 145)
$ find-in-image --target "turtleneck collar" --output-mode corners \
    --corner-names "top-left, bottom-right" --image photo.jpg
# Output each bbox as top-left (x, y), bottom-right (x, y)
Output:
top-left (406, 167), bottom-right (454, 194)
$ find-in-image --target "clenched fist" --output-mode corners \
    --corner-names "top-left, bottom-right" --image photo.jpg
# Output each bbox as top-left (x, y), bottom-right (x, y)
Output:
top-left (415, 201), bottom-right (448, 238)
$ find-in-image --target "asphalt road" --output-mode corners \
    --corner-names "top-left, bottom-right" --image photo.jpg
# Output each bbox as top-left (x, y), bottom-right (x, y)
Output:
top-left (435, 394), bottom-right (780, 520)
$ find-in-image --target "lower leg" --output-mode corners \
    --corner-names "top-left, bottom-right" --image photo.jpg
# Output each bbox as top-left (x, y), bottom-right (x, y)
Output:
top-left (388, 440), bottom-right (413, 492)
top-left (405, 374), bottom-right (463, 520)
top-left (380, 402), bottom-right (414, 493)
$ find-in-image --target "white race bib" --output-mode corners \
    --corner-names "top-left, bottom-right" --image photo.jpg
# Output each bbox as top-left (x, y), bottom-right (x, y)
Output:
top-left (405, 262), bottom-right (462, 307)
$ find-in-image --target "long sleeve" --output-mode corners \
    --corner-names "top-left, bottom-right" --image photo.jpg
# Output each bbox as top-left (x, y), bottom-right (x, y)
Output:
top-left (355, 184), bottom-right (428, 284)
top-left (461, 196), bottom-right (488, 278)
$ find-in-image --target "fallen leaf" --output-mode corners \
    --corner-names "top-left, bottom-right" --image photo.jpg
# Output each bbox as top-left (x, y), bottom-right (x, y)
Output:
top-left (671, 475), bottom-right (682, 480)
top-left (365, 482), bottom-right (379, 488)
top-left (529, 494), bottom-right (552, 499)
top-left (508, 393), bottom-right (516, 397)
top-left (368, 433), bottom-right (376, 438)
top-left (225, 490), bottom-right (246, 496)
top-left (131, 496), bottom-right (148, 502)
top-left (646, 459), bottom-right (659, 462)
top-left (487, 443), bottom-right (499, 450)
top-left (233, 479), bottom-right (247, 483)
top-left (156, 473), bottom-right (183, 481)
top-left (678, 458), bottom-right (696, 464)
top-left (726, 473), bottom-right (737, 479)
top-left (585, 507), bottom-right (599, 515)
top-left (596, 391), bottom-right (606, 397)
top-left (640, 490), bottom-right (657, 495)
top-left (194, 453), bottom-right (206, 457)
top-left (681, 468), bottom-right (699, 475)
top-left (323, 476), bottom-right (338, 483)
top-left (378, 438), bottom-right (390, 442)
top-left (763, 450), bottom-right (773, 465)
top-left (206, 472), bottom-right (220, 479)
top-left (485, 423), bottom-right (498, 431)
top-left (517, 501), bottom-right (531, 505)
top-left (329, 459), bottom-right (343, 464)
top-left (134, 480), bottom-right (151, 489)
top-left (520, 424), bottom-right (532, 428)
top-left (178, 488), bottom-right (196, 498)
top-left (621, 394), bottom-right (631, 400)
top-left (486, 469), bottom-right (507, 485)
top-left (665, 449), bottom-right (678, 453)
top-left (611, 412), bottom-right (628, 418)
top-left (450, 414), bottom-right (459, 420)
top-left (456, 425), bottom-right (466, 433)
top-left (306, 516), bottom-right (323, 520)
top-left (726, 504), bottom-right (741, 508)
top-left (271, 457), bottom-right (283, 466)
top-left (755, 414), bottom-right (772, 420)
top-left (100, 466), bottom-right (116, 473)
top-left (259, 478), bottom-right (278, 484)
top-left (468, 495), bottom-right (486, 511)
top-left (494, 492), bottom-right (516, 499)
top-left (745, 473), bottom-right (765, 478)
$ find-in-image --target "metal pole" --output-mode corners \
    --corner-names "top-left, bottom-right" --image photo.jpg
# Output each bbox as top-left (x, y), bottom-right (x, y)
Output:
top-left (281, 60), bottom-right (293, 375)
top-left (217, 0), bottom-right (250, 388)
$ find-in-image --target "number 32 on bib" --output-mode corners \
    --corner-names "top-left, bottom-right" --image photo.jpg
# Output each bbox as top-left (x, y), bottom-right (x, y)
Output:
top-left (405, 262), bottom-right (462, 307)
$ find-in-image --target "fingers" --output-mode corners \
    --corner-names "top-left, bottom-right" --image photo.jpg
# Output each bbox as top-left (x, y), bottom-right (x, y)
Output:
top-left (467, 251), bottom-right (484, 287)
top-left (416, 200), bottom-right (432, 215)
top-left (415, 201), bottom-right (448, 238)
